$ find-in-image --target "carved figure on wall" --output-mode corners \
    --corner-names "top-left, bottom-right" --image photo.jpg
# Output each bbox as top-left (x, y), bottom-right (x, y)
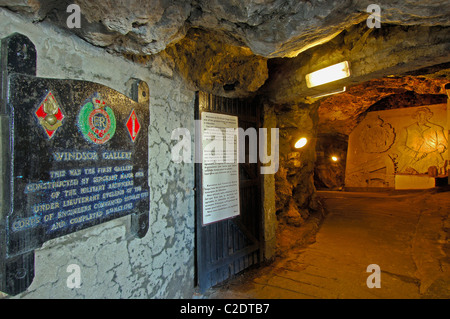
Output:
top-left (397, 107), bottom-right (448, 174)
top-left (359, 116), bottom-right (396, 153)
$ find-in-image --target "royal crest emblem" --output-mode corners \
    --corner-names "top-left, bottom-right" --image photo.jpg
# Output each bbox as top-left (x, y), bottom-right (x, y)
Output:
top-left (35, 91), bottom-right (64, 139)
top-left (78, 94), bottom-right (116, 144)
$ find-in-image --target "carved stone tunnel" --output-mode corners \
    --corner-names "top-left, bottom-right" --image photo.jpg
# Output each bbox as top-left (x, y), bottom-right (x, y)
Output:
top-left (0, 0), bottom-right (449, 300)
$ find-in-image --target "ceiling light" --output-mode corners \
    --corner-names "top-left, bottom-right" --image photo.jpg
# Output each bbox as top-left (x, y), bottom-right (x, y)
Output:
top-left (295, 137), bottom-right (308, 149)
top-left (305, 61), bottom-right (350, 88)
top-left (310, 87), bottom-right (346, 99)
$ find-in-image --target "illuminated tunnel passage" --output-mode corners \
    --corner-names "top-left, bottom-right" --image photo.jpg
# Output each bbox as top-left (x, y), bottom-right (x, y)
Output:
top-left (204, 83), bottom-right (450, 299)
top-left (1, 1), bottom-right (450, 301)
top-left (206, 190), bottom-right (450, 299)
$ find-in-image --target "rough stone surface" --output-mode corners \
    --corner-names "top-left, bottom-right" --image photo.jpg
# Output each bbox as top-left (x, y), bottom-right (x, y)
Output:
top-left (1, 0), bottom-right (450, 58)
top-left (273, 102), bottom-right (320, 227)
top-left (317, 76), bottom-right (450, 135)
top-left (0, 9), bottom-right (195, 299)
top-left (76, 0), bottom-right (191, 55)
top-left (261, 104), bottom-right (278, 260)
top-left (0, 0), bottom-right (449, 300)
top-left (264, 23), bottom-right (450, 105)
top-left (2, 1), bottom-right (448, 101)
top-left (164, 28), bottom-right (268, 98)
top-left (314, 133), bottom-right (348, 189)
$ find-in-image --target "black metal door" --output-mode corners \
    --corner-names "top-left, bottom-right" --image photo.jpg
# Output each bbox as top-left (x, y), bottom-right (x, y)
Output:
top-left (195, 91), bottom-right (262, 292)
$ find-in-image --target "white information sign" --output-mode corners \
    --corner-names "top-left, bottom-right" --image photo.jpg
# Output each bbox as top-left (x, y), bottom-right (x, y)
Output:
top-left (201, 112), bottom-right (240, 225)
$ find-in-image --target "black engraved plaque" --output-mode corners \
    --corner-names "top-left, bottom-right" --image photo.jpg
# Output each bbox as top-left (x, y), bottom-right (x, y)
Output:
top-left (0, 33), bottom-right (150, 295)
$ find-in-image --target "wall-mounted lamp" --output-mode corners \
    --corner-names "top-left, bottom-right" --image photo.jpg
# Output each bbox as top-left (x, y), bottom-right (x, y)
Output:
top-left (310, 87), bottom-right (346, 99)
top-left (295, 137), bottom-right (308, 149)
top-left (305, 61), bottom-right (350, 88)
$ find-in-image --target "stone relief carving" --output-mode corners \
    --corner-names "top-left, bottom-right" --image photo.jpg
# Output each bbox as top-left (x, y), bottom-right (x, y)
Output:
top-left (345, 154), bottom-right (395, 188)
top-left (346, 104), bottom-right (448, 188)
top-left (359, 116), bottom-right (396, 153)
top-left (396, 107), bottom-right (448, 174)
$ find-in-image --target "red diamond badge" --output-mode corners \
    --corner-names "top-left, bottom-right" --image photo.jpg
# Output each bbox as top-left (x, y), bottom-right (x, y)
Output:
top-left (35, 91), bottom-right (64, 139)
top-left (126, 109), bottom-right (140, 142)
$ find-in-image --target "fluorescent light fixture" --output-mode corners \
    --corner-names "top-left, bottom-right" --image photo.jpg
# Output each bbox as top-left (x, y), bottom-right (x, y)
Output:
top-left (310, 87), bottom-right (346, 99)
top-left (305, 61), bottom-right (350, 88)
top-left (295, 137), bottom-right (307, 149)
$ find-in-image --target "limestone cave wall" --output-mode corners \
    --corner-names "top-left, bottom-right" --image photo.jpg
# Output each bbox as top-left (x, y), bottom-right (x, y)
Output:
top-left (314, 133), bottom-right (348, 190)
top-left (270, 102), bottom-right (324, 251)
top-left (0, 9), bottom-right (196, 299)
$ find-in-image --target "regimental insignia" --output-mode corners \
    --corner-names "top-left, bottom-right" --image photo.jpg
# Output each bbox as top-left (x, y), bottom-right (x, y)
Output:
top-left (126, 109), bottom-right (141, 142)
top-left (35, 91), bottom-right (64, 139)
top-left (78, 94), bottom-right (116, 144)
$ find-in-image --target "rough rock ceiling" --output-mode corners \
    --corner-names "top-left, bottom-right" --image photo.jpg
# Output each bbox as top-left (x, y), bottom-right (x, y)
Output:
top-left (162, 28), bottom-right (269, 97)
top-left (264, 22), bottom-right (450, 103)
top-left (2, 0), bottom-right (449, 58)
top-left (317, 75), bottom-right (450, 135)
top-left (1, 0), bottom-right (449, 134)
